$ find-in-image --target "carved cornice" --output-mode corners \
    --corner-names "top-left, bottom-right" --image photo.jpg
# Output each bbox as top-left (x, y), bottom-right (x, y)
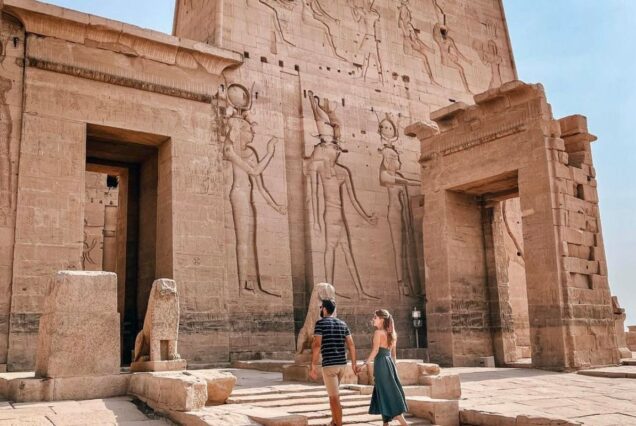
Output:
top-left (418, 81), bottom-right (546, 160)
top-left (2, 0), bottom-right (242, 75)
top-left (26, 57), bottom-right (212, 103)
top-left (419, 120), bottom-right (527, 163)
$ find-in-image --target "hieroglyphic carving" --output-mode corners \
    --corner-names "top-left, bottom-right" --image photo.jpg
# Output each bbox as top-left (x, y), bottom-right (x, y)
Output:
top-left (377, 115), bottom-right (420, 297)
top-left (304, 91), bottom-right (378, 300)
top-left (306, 0), bottom-right (346, 60)
top-left (348, 0), bottom-right (384, 83)
top-left (0, 37), bottom-right (13, 224)
top-left (473, 39), bottom-right (503, 90)
top-left (397, 0), bottom-right (438, 85)
top-left (258, 0), bottom-right (298, 46)
top-left (221, 83), bottom-right (287, 297)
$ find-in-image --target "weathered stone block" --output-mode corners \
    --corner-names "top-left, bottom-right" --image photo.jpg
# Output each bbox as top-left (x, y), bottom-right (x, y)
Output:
top-left (479, 356), bottom-right (496, 367)
top-left (35, 271), bottom-right (120, 378)
top-left (419, 374), bottom-right (461, 399)
top-left (128, 371), bottom-right (207, 412)
top-left (189, 370), bottom-right (237, 404)
top-left (407, 396), bottom-right (459, 426)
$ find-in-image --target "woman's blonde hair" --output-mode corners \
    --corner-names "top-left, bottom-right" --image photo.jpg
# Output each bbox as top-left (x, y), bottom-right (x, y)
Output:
top-left (375, 309), bottom-right (397, 348)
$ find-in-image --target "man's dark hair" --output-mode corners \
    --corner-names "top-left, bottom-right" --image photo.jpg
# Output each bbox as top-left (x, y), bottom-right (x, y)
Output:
top-left (321, 298), bottom-right (336, 315)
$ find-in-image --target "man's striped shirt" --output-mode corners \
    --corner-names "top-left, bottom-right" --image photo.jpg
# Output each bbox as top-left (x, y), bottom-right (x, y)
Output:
top-left (314, 316), bottom-right (350, 367)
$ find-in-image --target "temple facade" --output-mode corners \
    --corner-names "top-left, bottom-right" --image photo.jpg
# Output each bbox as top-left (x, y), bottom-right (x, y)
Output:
top-left (0, 0), bottom-right (621, 372)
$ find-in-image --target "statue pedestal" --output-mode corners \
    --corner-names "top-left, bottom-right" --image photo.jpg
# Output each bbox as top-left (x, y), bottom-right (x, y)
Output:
top-left (130, 359), bottom-right (187, 373)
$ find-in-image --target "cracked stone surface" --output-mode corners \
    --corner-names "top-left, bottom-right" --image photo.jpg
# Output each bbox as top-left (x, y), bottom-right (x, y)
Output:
top-left (454, 367), bottom-right (636, 425)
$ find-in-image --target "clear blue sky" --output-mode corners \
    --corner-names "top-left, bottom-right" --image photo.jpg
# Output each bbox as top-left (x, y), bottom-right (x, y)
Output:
top-left (43, 0), bottom-right (635, 326)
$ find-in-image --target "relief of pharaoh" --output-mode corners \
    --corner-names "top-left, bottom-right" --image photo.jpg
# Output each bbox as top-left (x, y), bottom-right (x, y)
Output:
top-left (433, 22), bottom-right (473, 93)
top-left (223, 84), bottom-right (287, 297)
top-left (304, 91), bottom-right (378, 300)
top-left (377, 115), bottom-right (420, 298)
top-left (349, 0), bottom-right (384, 83)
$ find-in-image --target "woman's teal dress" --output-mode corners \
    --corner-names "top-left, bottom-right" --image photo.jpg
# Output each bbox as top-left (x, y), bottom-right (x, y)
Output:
top-left (368, 347), bottom-right (408, 423)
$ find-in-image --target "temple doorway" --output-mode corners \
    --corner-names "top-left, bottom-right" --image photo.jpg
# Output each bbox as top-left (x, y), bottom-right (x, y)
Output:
top-left (83, 124), bottom-right (165, 365)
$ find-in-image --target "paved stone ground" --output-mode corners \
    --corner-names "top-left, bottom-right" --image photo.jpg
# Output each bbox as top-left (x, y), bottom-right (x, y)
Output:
top-left (454, 366), bottom-right (636, 425)
top-left (2, 366), bottom-right (636, 425)
top-left (0, 396), bottom-right (173, 425)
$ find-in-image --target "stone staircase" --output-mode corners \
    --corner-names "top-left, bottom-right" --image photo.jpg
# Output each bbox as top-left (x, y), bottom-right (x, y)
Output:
top-left (227, 384), bottom-right (434, 425)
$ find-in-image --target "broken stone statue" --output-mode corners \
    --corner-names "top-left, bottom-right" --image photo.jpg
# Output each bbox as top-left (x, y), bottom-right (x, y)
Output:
top-left (131, 279), bottom-right (187, 372)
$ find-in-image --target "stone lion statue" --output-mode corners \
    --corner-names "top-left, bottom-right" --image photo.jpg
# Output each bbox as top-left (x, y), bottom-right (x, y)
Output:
top-left (296, 282), bottom-right (336, 354)
top-left (133, 279), bottom-right (181, 362)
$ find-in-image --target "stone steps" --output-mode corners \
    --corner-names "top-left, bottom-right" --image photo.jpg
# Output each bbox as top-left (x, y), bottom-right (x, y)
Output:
top-left (228, 388), bottom-right (358, 404)
top-left (256, 394), bottom-right (371, 409)
top-left (231, 384), bottom-right (323, 397)
top-left (227, 385), bottom-right (436, 425)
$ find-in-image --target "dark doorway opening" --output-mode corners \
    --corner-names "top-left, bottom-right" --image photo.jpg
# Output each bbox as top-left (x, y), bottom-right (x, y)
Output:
top-left (85, 125), bottom-right (166, 365)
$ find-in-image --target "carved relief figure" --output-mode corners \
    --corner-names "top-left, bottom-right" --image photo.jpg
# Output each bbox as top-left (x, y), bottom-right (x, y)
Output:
top-left (377, 116), bottom-right (420, 297)
top-left (432, 22), bottom-right (473, 93)
top-left (397, 0), bottom-right (438, 85)
top-left (222, 84), bottom-right (287, 297)
top-left (0, 38), bottom-right (13, 222)
top-left (81, 228), bottom-right (98, 269)
top-left (473, 39), bottom-right (503, 90)
top-left (259, 0), bottom-right (298, 46)
top-left (306, 0), bottom-right (347, 60)
top-left (304, 91), bottom-right (378, 300)
top-left (349, 0), bottom-right (384, 83)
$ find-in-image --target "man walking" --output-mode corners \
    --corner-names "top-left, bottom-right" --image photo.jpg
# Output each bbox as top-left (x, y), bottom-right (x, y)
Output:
top-left (309, 299), bottom-right (358, 426)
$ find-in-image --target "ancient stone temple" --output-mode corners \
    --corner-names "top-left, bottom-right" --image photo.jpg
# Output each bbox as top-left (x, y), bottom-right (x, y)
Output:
top-left (0, 0), bottom-right (623, 372)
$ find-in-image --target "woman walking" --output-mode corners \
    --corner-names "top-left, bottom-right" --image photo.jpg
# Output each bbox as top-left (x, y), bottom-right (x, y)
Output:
top-left (361, 309), bottom-right (408, 426)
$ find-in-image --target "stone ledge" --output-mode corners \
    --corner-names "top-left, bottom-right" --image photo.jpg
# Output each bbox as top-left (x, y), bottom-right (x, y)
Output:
top-left (0, 372), bottom-right (130, 402)
top-left (130, 359), bottom-right (187, 373)
top-left (577, 366), bottom-right (636, 379)
top-left (460, 409), bottom-right (583, 426)
top-left (233, 359), bottom-right (294, 373)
